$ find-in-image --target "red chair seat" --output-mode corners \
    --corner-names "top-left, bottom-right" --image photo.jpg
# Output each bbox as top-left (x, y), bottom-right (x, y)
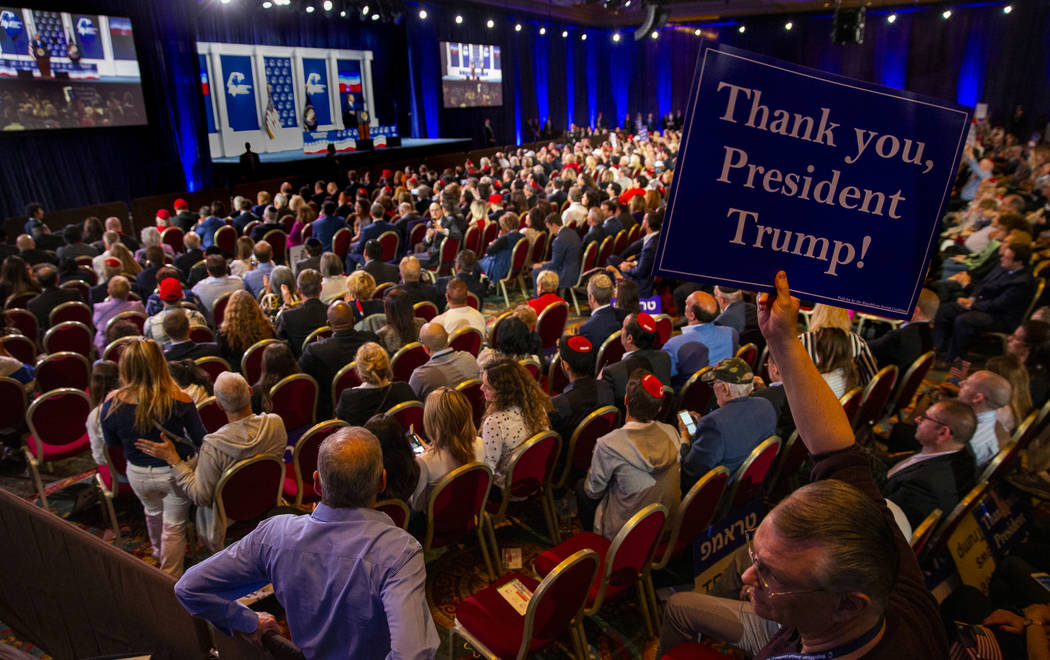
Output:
top-left (97, 465), bottom-right (132, 493)
top-left (456, 573), bottom-right (552, 658)
top-left (282, 463), bottom-right (316, 500)
top-left (27, 433), bottom-right (90, 462)
top-left (535, 532), bottom-right (618, 604)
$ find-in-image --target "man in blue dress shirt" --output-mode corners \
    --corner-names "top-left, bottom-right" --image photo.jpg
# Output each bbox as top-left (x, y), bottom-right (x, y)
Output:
top-left (174, 427), bottom-right (439, 659)
top-left (662, 290), bottom-right (738, 380)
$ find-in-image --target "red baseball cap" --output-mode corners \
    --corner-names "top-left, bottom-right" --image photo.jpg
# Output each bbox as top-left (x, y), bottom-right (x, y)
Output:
top-left (567, 336), bottom-right (592, 353)
top-left (158, 277), bottom-right (182, 302)
top-left (641, 374), bottom-right (664, 398)
top-left (156, 209), bottom-right (170, 220)
top-left (173, 198), bottom-right (188, 209)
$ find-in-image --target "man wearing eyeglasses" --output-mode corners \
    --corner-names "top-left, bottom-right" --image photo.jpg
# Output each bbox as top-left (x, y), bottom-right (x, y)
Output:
top-left (658, 272), bottom-right (949, 659)
top-left (883, 401), bottom-right (977, 528)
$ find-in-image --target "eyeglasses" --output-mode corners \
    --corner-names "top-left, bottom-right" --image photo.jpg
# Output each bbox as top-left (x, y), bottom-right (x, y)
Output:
top-left (746, 531), bottom-right (826, 599)
top-left (915, 412), bottom-right (949, 429)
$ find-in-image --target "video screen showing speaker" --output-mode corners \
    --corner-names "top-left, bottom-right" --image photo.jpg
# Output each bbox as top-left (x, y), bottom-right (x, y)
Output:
top-left (0, 8), bottom-right (147, 131)
top-left (439, 41), bottom-right (502, 108)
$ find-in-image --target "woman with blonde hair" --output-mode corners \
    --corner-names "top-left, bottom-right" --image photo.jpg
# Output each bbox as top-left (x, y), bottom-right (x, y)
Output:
top-left (101, 339), bottom-right (205, 576)
top-left (218, 289), bottom-right (276, 367)
top-left (109, 242), bottom-right (142, 277)
top-left (985, 354), bottom-right (1033, 433)
top-left (229, 236), bottom-right (255, 277)
top-left (798, 303), bottom-right (878, 385)
top-left (336, 342), bottom-right (416, 426)
top-left (345, 269), bottom-right (385, 324)
top-left (410, 387), bottom-right (484, 509)
top-left (480, 358), bottom-right (553, 486)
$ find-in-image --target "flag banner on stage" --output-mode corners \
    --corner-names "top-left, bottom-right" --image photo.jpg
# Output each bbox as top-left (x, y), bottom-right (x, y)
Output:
top-left (72, 14), bottom-right (104, 60)
top-left (107, 16), bottom-right (135, 60)
top-left (302, 57), bottom-right (331, 126)
top-left (263, 56), bottom-right (297, 131)
top-left (200, 53), bottom-right (216, 134)
top-left (303, 126), bottom-right (399, 154)
top-left (654, 42), bottom-right (972, 320)
top-left (337, 59), bottom-right (363, 93)
top-left (0, 7), bottom-right (26, 55)
top-left (220, 54), bottom-right (258, 132)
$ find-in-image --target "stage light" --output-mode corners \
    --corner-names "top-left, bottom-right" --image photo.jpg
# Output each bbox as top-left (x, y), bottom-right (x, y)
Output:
top-left (562, 29), bottom-right (568, 38)
top-left (515, 23), bottom-right (522, 31)
top-left (784, 21), bottom-right (792, 30)
top-left (581, 33), bottom-right (586, 40)
top-left (738, 24), bottom-right (746, 33)
top-left (339, 9), bottom-right (345, 15)
top-left (305, 4), bottom-right (315, 12)
top-left (262, 0), bottom-right (272, 7)
top-left (650, 30), bottom-right (658, 39)
top-left (418, 8), bottom-right (427, 18)
top-left (612, 31), bottom-right (620, 42)
top-left (362, 4), bottom-right (369, 14)
top-left (624, 0), bottom-right (630, 6)
top-left (322, 0), bottom-right (332, 10)
top-left (486, 18), bottom-right (494, 28)
top-left (1003, 4), bottom-right (1013, 13)
top-left (694, 28), bottom-right (701, 35)
top-left (942, 9), bottom-right (951, 19)
top-left (887, 13), bottom-right (896, 23)
top-left (539, 26), bottom-right (546, 34)
top-left (455, 14), bottom-right (463, 23)
top-left (371, 12), bottom-right (379, 20)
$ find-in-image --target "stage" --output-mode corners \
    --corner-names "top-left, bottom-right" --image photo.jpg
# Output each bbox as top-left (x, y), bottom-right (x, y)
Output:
top-left (212, 137), bottom-right (475, 184)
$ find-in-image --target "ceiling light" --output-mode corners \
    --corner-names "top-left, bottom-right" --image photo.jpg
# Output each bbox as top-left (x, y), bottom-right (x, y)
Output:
top-left (371, 12), bottom-right (379, 20)
top-left (305, 4), bottom-right (315, 12)
top-left (942, 9), bottom-right (951, 19)
top-left (339, 9), bottom-right (346, 16)
top-left (1003, 4), bottom-right (1013, 13)
top-left (738, 24), bottom-right (745, 33)
top-left (455, 14), bottom-right (463, 23)
top-left (562, 29), bottom-right (568, 38)
top-left (581, 33), bottom-right (586, 40)
top-left (784, 21), bottom-right (792, 30)
top-left (361, 4), bottom-right (369, 14)
top-left (612, 31), bottom-right (620, 41)
top-left (624, 0), bottom-right (630, 6)
top-left (887, 13), bottom-right (896, 23)
top-left (486, 19), bottom-right (494, 28)
top-left (323, 0), bottom-right (333, 10)
top-left (220, 0), bottom-right (231, 4)
top-left (650, 30), bottom-right (658, 39)
top-left (694, 28), bottom-right (701, 35)
top-left (262, 0), bottom-right (272, 7)
top-left (418, 8), bottom-right (427, 18)
top-left (515, 23), bottom-right (522, 31)
top-left (539, 26), bottom-right (546, 34)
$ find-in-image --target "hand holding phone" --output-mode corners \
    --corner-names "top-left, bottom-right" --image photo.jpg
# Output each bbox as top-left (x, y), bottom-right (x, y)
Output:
top-left (678, 410), bottom-right (697, 437)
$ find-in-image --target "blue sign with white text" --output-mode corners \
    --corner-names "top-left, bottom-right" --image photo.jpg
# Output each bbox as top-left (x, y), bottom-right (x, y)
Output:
top-left (302, 57), bottom-right (331, 127)
top-left (654, 43), bottom-right (972, 319)
top-left (220, 54), bottom-right (259, 132)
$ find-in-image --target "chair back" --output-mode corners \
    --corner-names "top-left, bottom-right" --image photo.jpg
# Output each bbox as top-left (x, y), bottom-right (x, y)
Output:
top-left (215, 455), bottom-right (284, 524)
top-left (555, 405), bottom-right (620, 488)
top-left (595, 331), bottom-right (625, 373)
top-left (43, 321), bottom-right (93, 358)
top-left (332, 227), bottom-right (352, 260)
top-left (519, 357), bottom-right (541, 379)
top-left (454, 379), bottom-right (485, 428)
top-left (1025, 278), bottom-right (1046, 321)
top-left (575, 242), bottom-right (598, 286)
top-left (212, 292), bottom-right (234, 327)
top-left (612, 229), bottom-right (628, 255)
top-left (522, 549), bottom-right (601, 651)
top-left (627, 223), bottom-right (641, 245)
top-left (449, 326), bottom-right (483, 356)
top-left (214, 225), bottom-right (237, 258)
top-left (677, 367), bottom-right (714, 415)
top-left (289, 420), bottom-right (349, 507)
top-left (35, 351), bottom-right (90, 393)
top-left (375, 499), bottom-right (410, 530)
top-left (654, 466), bottom-right (730, 570)
top-left (1, 334), bottom-right (35, 365)
top-left (5, 292), bottom-right (35, 310)
top-left (424, 462), bottom-right (493, 550)
top-left (734, 343), bottom-right (758, 370)
top-left (909, 508), bottom-right (942, 555)
top-left (331, 361), bottom-right (362, 407)
top-left (197, 396), bottom-right (227, 434)
top-left (4, 308), bottom-right (37, 341)
top-left (301, 325), bottom-right (332, 354)
top-left (464, 224), bottom-right (482, 255)
top-left (482, 220), bottom-right (499, 247)
top-left (241, 338), bottom-right (281, 384)
top-left (49, 301), bottom-right (92, 328)
top-left (409, 222), bottom-right (428, 250)
top-left (391, 342), bottom-right (428, 382)
top-left (503, 431), bottom-right (561, 500)
top-left (388, 400), bottom-right (425, 436)
top-left (376, 230), bottom-right (400, 262)
top-left (270, 374), bottom-right (318, 431)
top-left (597, 504), bottom-right (668, 606)
top-left (301, 222), bottom-right (313, 240)
top-left (595, 236), bottom-right (614, 267)
top-left (890, 351), bottom-right (934, 416)
top-left (536, 301), bottom-right (569, 352)
top-left (413, 301), bottom-right (438, 322)
top-left (280, 215), bottom-right (295, 233)
top-left (97, 442), bottom-right (129, 493)
top-left (104, 310), bottom-right (146, 337)
top-left (852, 365), bottom-right (898, 430)
top-left (839, 386), bottom-right (864, 423)
top-left (161, 226), bottom-right (185, 254)
top-left (262, 229), bottom-right (288, 264)
top-left (501, 239), bottom-right (530, 284)
top-left (466, 291), bottom-right (480, 310)
top-left (529, 233), bottom-right (548, 266)
top-left (243, 221), bottom-right (260, 237)
top-left (651, 314), bottom-right (673, 349)
top-left (102, 336), bottom-right (139, 363)
top-left (765, 431), bottom-right (809, 496)
top-left (437, 237), bottom-right (461, 275)
top-left (722, 436), bottom-right (782, 514)
top-left (922, 481), bottom-right (988, 561)
top-left (60, 280), bottom-right (90, 302)
top-left (547, 353), bottom-right (569, 395)
top-left (194, 356), bottom-right (232, 384)
top-left (189, 325), bottom-right (215, 343)
top-left (26, 388), bottom-right (91, 457)
top-left (488, 310), bottom-right (513, 347)
top-left (0, 377), bottom-right (27, 429)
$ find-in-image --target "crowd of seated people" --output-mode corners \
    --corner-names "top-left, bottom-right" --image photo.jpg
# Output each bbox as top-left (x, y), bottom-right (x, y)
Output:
top-left (5, 117), bottom-right (1050, 659)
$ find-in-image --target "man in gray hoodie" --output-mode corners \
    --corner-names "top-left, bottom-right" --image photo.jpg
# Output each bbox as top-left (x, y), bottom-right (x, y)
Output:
top-left (578, 369), bottom-right (681, 539)
top-left (136, 372), bottom-right (286, 551)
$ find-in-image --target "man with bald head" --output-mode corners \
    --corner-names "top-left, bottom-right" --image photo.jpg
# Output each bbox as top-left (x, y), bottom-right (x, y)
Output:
top-left (136, 372), bottom-right (286, 551)
top-left (175, 427), bottom-right (439, 658)
top-left (16, 233), bottom-right (56, 266)
top-left (408, 322), bottom-right (480, 399)
top-left (27, 264), bottom-right (81, 331)
top-left (431, 278), bottom-right (486, 335)
top-left (91, 275), bottom-right (146, 352)
top-left (662, 290), bottom-right (738, 381)
top-left (298, 301), bottom-right (380, 418)
top-left (958, 370), bottom-right (1012, 468)
top-left (395, 255), bottom-right (442, 309)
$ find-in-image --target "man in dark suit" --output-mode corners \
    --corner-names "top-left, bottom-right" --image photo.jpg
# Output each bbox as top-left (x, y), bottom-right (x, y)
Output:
top-left (600, 200), bottom-right (623, 237)
top-left (136, 246), bottom-right (166, 301)
top-left (277, 270), bottom-right (329, 358)
top-left (414, 203), bottom-right (463, 271)
top-left (713, 286), bottom-right (758, 338)
top-left (298, 301), bottom-right (380, 420)
top-left (393, 202), bottom-right (423, 251)
top-left (581, 210), bottom-right (607, 250)
top-left (547, 180), bottom-right (569, 209)
top-left (883, 399), bottom-right (977, 527)
top-left (175, 232), bottom-right (204, 278)
top-left (934, 242), bottom-right (1036, 360)
top-left (600, 313), bottom-right (672, 409)
top-left (578, 274), bottom-right (628, 356)
top-left (295, 238), bottom-right (324, 275)
top-left (479, 213), bottom-right (524, 283)
top-left (549, 335), bottom-right (615, 449)
top-left (173, 199), bottom-right (197, 233)
top-left (162, 308), bottom-right (220, 361)
top-left (869, 289), bottom-right (938, 375)
top-left (607, 208), bottom-right (662, 298)
top-left (362, 240), bottom-right (401, 286)
top-left (393, 256), bottom-right (443, 310)
top-left (15, 234), bottom-right (57, 266)
top-left (751, 353), bottom-right (795, 441)
top-left (27, 265), bottom-right (81, 333)
top-left (532, 215), bottom-right (582, 295)
top-left (482, 118), bottom-right (496, 147)
top-left (231, 197), bottom-right (258, 234)
top-left (347, 203), bottom-right (398, 270)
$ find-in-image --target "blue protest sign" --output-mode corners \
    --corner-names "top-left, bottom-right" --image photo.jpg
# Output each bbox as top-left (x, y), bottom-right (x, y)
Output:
top-left (220, 54), bottom-right (259, 132)
top-left (655, 43), bottom-right (972, 319)
top-left (302, 58), bottom-right (332, 126)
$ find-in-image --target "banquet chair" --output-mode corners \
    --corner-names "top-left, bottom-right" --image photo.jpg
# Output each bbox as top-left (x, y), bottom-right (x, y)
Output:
top-left (285, 420), bottom-right (349, 508)
top-left (24, 388), bottom-right (92, 509)
top-left (423, 462), bottom-right (498, 579)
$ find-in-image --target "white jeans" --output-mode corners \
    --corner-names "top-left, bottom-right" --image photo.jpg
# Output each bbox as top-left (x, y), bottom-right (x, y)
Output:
top-left (126, 463), bottom-right (189, 577)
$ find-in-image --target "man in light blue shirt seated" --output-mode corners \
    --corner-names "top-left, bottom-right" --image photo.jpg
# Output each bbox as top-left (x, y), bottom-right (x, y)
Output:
top-left (174, 427), bottom-right (440, 660)
top-left (241, 241), bottom-right (274, 299)
top-left (662, 290), bottom-right (738, 379)
top-left (191, 254), bottom-right (245, 315)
